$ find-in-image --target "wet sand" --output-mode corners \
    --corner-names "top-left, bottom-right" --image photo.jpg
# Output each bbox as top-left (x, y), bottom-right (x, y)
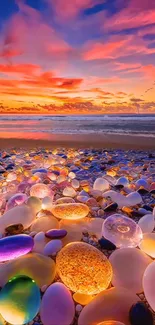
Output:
top-left (0, 133), bottom-right (154, 150)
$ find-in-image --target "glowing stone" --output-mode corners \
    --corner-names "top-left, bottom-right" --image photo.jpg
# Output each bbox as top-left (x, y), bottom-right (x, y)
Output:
top-left (93, 178), bottom-right (109, 192)
top-left (0, 275), bottom-right (41, 325)
top-left (51, 203), bottom-right (89, 220)
top-left (33, 232), bottom-right (47, 254)
top-left (109, 248), bottom-right (152, 293)
top-left (63, 186), bottom-right (76, 197)
top-left (0, 253), bottom-right (56, 288)
top-left (56, 197), bottom-right (75, 204)
top-left (143, 261), bottom-right (155, 311)
top-left (40, 282), bottom-right (75, 325)
top-left (42, 196), bottom-right (53, 211)
top-left (73, 292), bottom-right (94, 305)
top-left (102, 214), bottom-right (143, 248)
top-left (138, 214), bottom-right (155, 233)
top-left (98, 322), bottom-right (125, 325)
top-left (0, 234), bottom-right (34, 262)
top-left (78, 287), bottom-right (138, 325)
top-left (27, 196), bottom-right (42, 213)
top-left (0, 205), bottom-right (35, 234)
top-left (139, 233), bottom-right (155, 258)
top-left (30, 183), bottom-right (51, 199)
top-left (6, 193), bottom-right (28, 210)
top-left (30, 216), bottom-right (59, 233)
top-left (56, 242), bottom-right (112, 295)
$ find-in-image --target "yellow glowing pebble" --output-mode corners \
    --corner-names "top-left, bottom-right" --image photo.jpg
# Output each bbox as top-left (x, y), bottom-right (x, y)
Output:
top-left (98, 322), bottom-right (125, 325)
top-left (0, 253), bottom-right (56, 288)
top-left (78, 287), bottom-right (138, 325)
top-left (30, 183), bottom-right (51, 199)
top-left (56, 242), bottom-right (112, 295)
top-left (139, 233), bottom-right (155, 258)
top-left (30, 216), bottom-right (59, 233)
top-left (73, 292), bottom-right (94, 305)
top-left (27, 196), bottom-right (42, 214)
top-left (51, 203), bottom-right (89, 220)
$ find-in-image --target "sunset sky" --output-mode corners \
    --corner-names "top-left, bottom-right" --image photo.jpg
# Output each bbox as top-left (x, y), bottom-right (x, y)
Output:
top-left (0, 0), bottom-right (155, 114)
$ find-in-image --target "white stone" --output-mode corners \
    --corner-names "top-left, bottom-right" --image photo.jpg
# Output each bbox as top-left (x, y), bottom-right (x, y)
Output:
top-left (138, 214), bottom-right (155, 233)
top-left (43, 239), bottom-right (62, 256)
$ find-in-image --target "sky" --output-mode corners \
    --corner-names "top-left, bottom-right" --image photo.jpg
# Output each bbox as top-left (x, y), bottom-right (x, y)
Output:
top-left (0, 0), bottom-right (155, 114)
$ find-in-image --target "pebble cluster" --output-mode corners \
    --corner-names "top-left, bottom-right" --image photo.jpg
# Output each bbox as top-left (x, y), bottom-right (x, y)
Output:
top-left (0, 147), bottom-right (154, 325)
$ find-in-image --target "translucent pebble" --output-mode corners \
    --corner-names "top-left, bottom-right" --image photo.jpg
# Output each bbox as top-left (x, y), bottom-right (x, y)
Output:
top-left (6, 193), bottom-right (28, 210)
top-left (77, 195), bottom-right (88, 203)
top-left (103, 191), bottom-right (127, 208)
top-left (68, 172), bottom-right (76, 179)
top-left (102, 214), bottom-right (143, 248)
top-left (47, 172), bottom-right (57, 181)
top-left (42, 196), bottom-right (53, 211)
top-left (93, 178), bottom-right (109, 192)
top-left (143, 261), bottom-right (155, 311)
top-left (30, 216), bottom-right (59, 233)
top-left (0, 234), bottom-right (34, 262)
top-left (0, 205), bottom-right (35, 235)
top-left (0, 253), bottom-right (56, 288)
top-left (73, 292), bottom-right (94, 305)
top-left (76, 304), bottom-right (83, 313)
top-left (43, 239), bottom-right (62, 256)
top-left (6, 172), bottom-right (17, 182)
top-left (56, 242), bottom-right (112, 295)
top-left (78, 287), bottom-right (138, 325)
top-left (139, 233), bottom-right (155, 258)
top-left (51, 203), bottom-right (89, 220)
top-left (27, 196), bottom-right (42, 214)
top-left (116, 177), bottom-right (129, 186)
top-left (109, 248), bottom-right (152, 293)
top-left (40, 282), bottom-right (75, 325)
top-left (33, 232), bottom-right (47, 254)
top-left (71, 179), bottom-right (80, 189)
top-left (30, 183), bottom-right (51, 199)
top-left (55, 197), bottom-right (75, 204)
top-left (63, 186), bottom-right (76, 197)
top-left (0, 275), bottom-right (41, 325)
top-left (138, 214), bottom-right (155, 233)
top-left (126, 192), bottom-right (142, 206)
top-left (136, 179), bottom-right (148, 189)
top-left (99, 322), bottom-right (126, 325)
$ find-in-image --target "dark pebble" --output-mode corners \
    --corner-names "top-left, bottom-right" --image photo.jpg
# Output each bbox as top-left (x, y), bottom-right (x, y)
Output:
top-left (138, 188), bottom-right (149, 195)
top-left (5, 223), bottom-right (24, 236)
top-left (129, 302), bottom-right (153, 325)
top-left (98, 238), bottom-right (116, 250)
top-left (142, 205), bottom-right (153, 212)
top-left (114, 184), bottom-right (124, 190)
top-left (104, 202), bottom-right (118, 212)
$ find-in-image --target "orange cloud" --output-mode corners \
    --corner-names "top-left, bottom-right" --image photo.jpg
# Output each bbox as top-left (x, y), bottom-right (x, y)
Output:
top-left (0, 63), bottom-right (41, 75)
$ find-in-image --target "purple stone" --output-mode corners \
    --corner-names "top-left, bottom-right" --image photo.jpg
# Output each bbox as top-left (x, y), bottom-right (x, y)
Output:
top-left (45, 229), bottom-right (67, 239)
top-left (0, 234), bottom-right (34, 262)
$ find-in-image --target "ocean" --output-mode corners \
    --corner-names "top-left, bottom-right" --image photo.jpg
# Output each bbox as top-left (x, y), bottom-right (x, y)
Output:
top-left (0, 114), bottom-right (154, 140)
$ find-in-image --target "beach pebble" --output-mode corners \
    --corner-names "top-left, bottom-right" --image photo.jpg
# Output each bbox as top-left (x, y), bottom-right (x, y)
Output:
top-left (109, 248), bottom-right (152, 293)
top-left (0, 253), bottom-right (56, 288)
top-left (30, 216), bottom-right (59, 233)
top-left (139, 233), bottom-right (155, 258)
top-left (51, 203), bottom-right (89, 220)
top-left (93, 178), bottom-right (109, 192)
top-left (135, 179), bottom-right (149, 190)
top-left (43, 239), bottom-right (62, 256)
top-left (6, 193), bottom-right (28, 210)
top-left (102, 214), bottom-right (143, 248)
top-left (0, 275), bottom-right (41, 325)
top-left (55, 197), bottom-right (75, 204)
top-left (98, 238), bottom-right (116, 250)
top-left (143, 261), bottom-right (155, 311)
top-left (63, 186), bottom-right (76, 197)
top-left (0, 234), bottom-right (34, 262)
top-left (104, 202), bottom-right (118, 212)
top-left (126, 192), bottom-right (142, 206)
top-left (45, 229), bottom-right (67, 239)
top-left (40, 282), bottom-right (75, 325)
top-left (33, 232), bottom-right (47, 254)
top-left (42, 196), bottom-right (53, 211)
top-left (73, 293), bottom-right (94, 306)
top-left (129, 302), bottom-right (153, 325)
top-left (5, 223), bottom-right (24, 236)
top-left (0, 205), bottom-right (36, 234)
top-left (30, 183), bottom-right (51, 199)
top-left (138, 214), bottom-right (155, 233)
top-left (116, 177), bottom-right (129, 186)
top-left (78, 287), bottom-right (138, 325)
top-left (27, 196), bottom-right (42, 214)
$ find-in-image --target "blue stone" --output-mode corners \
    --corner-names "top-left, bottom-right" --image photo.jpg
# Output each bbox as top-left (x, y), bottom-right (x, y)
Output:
top-left (129, 302), bottom-right (153, 325)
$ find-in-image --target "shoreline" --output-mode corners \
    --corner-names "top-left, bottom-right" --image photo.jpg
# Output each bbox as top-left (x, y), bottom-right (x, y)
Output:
top-left (0, 133), bottom-right (154, 150)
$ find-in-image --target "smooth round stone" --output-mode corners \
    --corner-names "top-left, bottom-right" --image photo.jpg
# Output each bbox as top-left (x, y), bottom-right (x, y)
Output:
top-left (40, 282), bottom-right (75, 325)
top-left (139, 233), bottom-right (155, 258)
top-left (55, 197), bottom-right (75, 204)
top-left (42, 196), bottom-right (53, 211)
top-left (63, 186), bottom-right (76, 197)
top-left (129, 302), bottom-right (153, 325)
top-left (71, 179), bottom-right (80, 189)
top-left (103, 191), bottom-right (128, 208)
top-left (56, 242), bottom-right (112, 295)
top-left (6, 193), bottom-right (28, 210)
top-left (51, 203), bottom-right (89, 220)
top-left (45, 229), bottom-right (67, 239)
top-left (116, 177), bottom-right (129, 186)
top-left (98, 238), bottom-right (116, 251)
top-left (33, 232), bottom-right (47, 254)
top-left (43, 239), bottom-right (62, 256)
top-left (138, 214), bottom-right (155, 233)
top-left (0, 253), bottom-right (56, 288)
top-left (102, 214), bottom-right (143, 248)
top-left (126, 192), bottom-right (142, 206)
top-left (27, 196), bottom-right (42, 213)
top-left (73, 292), bottom-right (94, 306)
top-left (0, 275), bottom-right (41, 325)
top-left (93, 178), bottom-right (109, 192)
top-left (78, 287), bottom-right (138, 325)
top-left (30, 216), bottom-right (59, 233)
top-left (30, 183), bottom-right (51, 199)
top-left (77, 195), bottom-right (88, 203)
top-left (0, 205), bottom-right (36, 234)
top-left (143, 261), bottom-right (155, 311)
top-left (109, 248), bottom-right (152, 293)
top-left (0, 234), bottom-right (34, 262)
top-left (136, 179), bottom-right (148, 189)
